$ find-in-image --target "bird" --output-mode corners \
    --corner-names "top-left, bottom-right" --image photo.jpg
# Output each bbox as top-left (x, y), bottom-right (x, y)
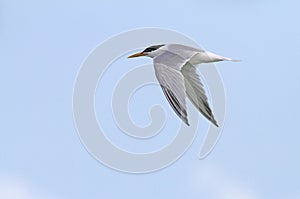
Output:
top-left (128, 44), bottom-right (238, 127)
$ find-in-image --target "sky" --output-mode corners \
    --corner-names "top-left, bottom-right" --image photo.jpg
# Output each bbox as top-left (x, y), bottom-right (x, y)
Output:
top-left (1, 0), bottom-right (300, 199)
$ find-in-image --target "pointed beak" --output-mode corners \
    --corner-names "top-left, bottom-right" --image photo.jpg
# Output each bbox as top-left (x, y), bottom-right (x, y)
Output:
top-left (128, 52), bottom-right (146, 58)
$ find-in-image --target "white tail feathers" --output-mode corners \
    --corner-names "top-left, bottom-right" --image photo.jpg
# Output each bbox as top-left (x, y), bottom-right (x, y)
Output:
top-left (191, 51), bottom-right (241, 64)
top-left (226, 58), bottom-right (241, 62)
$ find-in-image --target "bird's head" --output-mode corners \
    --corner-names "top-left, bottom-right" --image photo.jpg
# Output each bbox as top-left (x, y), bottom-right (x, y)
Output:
top-left (128, 44), bottom-right (165, 58)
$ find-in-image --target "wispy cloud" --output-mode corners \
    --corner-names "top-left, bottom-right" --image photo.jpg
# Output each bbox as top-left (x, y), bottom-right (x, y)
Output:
top-left (190, 165), bottom-right (259, 199)
top-left (0, 176), bottom-right (59, 199)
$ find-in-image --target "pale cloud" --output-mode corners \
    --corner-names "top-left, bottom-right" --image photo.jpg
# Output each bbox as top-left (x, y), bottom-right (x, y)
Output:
top-left (0, 176), bottom-right (59, 199)
top-left (191, 165), bottom-right (259, 199)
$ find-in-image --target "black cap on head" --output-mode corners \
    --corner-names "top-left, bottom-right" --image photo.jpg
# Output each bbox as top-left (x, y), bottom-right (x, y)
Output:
top-left (142, 44), bottom-right (165, 53)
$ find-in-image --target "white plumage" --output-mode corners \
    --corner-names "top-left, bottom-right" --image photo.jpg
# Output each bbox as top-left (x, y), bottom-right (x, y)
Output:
top-left (128, 44), bottom-right (238, 126)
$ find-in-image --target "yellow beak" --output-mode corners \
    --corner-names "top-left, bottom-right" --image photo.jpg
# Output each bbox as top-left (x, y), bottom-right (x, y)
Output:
top-left (128, 52), bottom-right (146, 58)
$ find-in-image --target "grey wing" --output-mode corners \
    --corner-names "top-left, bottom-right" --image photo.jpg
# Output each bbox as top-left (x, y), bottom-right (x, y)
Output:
top-left (154, 50), bottom-right (188, 70)
top-left (181, 62), bottom-right (219, 127)
top-left (153, 59), bottom-right (189, 126)
top-left (165, 44), bottom-right (204, 61)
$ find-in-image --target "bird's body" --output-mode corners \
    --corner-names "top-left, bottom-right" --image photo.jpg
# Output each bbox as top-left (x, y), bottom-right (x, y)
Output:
top-left (128, 44), bottom-right (237, 127)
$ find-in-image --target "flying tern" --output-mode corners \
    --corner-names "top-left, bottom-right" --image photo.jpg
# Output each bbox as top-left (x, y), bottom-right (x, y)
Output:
top-left (128, 44), bottom-right (238, 127)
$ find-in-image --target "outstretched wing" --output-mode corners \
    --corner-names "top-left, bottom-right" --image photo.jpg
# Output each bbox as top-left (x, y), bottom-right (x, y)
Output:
top-left (154, 52), bottom-right (189, 125)
top-left (181, 62), bottom-right (218, 127)
top-left (153, 49), bottom-right (218, 126)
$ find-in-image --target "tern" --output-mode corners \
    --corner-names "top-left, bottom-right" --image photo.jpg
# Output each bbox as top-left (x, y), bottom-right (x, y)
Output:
top-left (128, 44), bottom-right (238, 127)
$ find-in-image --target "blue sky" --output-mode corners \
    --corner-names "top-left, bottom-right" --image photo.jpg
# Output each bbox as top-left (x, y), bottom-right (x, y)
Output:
top-left (1, 0), bottom-right (300, 198)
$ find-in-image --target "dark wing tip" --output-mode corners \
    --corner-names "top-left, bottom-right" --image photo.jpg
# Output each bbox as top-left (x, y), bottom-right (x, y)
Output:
top-left (186, 121), bottom-right (190, 126)
top-left (213, 121), bottom-right (219, 127)
top-left (210, 116), bottom-right (219, 127)
top-left (183, 117), bottom-right (190, 126)
top-left (161, 86), bottom-right (190, 126)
